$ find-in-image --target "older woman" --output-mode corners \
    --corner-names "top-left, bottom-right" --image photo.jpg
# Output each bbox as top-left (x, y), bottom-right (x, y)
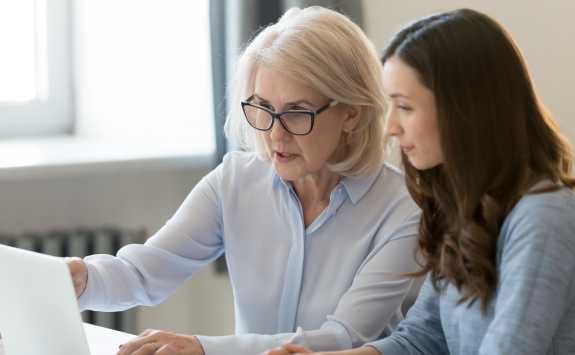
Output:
top-left (67, 7), bottom-right (420, 355)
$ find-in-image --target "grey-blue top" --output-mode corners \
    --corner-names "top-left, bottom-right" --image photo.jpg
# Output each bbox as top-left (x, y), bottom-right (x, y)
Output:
top-left (369, 186), bottom-right (575, 355)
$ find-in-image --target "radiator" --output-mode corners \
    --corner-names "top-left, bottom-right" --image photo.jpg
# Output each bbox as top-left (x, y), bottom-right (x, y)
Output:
top-left (0, 227), bottom-right (146, 334)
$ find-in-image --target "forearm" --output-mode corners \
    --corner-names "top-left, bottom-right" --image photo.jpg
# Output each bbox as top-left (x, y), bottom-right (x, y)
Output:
top-left (79, 242), bottom-right (211, 311)
top-left (78, 180), bottom-right (224, 311)
top-left (79, 252), bottom-right (154, 311)
top-left (198, 324), bottom-right (356, 355)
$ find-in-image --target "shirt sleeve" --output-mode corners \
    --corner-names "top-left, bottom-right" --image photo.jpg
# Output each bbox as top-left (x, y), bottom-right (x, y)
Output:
top-left (197, 210), bottom-right (422, 355)
top-left (366, 274), bottom-right (449, 355)
top-left (478, 197), bottom-right (575, 355)
top-left (78, 169), bottom-right (224, 311)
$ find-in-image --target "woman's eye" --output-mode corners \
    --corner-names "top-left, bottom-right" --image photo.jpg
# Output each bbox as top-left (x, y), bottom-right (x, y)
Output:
top-left (398, 104), bottom-right (413, 112)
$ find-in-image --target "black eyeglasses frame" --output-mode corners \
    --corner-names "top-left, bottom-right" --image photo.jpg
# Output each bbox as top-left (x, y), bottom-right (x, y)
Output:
top-left (240, 97), bottom-right (339, 136)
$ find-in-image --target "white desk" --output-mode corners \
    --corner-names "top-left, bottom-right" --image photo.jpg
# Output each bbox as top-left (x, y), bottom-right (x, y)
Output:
top-left (0, 323), bottom-right (135, 355)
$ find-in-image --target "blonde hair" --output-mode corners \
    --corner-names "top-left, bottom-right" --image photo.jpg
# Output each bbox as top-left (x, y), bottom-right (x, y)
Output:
top-left (224, 6), bottom-right (386, 176)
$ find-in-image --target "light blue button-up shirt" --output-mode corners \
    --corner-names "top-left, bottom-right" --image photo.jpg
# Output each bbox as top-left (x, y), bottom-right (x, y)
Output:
top-left (79, 151), bottom-right (420, 354)
top-left (369, 185), bottom-right (575, 355)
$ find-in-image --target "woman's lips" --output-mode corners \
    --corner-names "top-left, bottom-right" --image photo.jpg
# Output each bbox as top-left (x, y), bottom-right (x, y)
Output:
top-left (274, 151), bottom-right (297, 163)
top-left (401, 145), bottom-right (415, 154)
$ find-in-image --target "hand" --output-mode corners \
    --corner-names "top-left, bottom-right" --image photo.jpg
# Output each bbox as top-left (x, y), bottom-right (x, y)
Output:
top-left (263, 343), bottom-right (314, 355)
top-left (64, 257), bottom-right (88, 298)
top-left (117, 329), bottom-right (205, 355)
top-left (262, 344), bottom-right (380, 355)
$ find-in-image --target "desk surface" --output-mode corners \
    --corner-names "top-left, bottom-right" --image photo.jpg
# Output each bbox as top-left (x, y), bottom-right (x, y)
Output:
top-left (0, 323), bottom-right (135, 355)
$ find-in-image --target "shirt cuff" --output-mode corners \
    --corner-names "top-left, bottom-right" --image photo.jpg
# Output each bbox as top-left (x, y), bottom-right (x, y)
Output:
top-left (77, 260), bottom-right (101, 311)
top-left (289, 322), bottom-right (352, 351)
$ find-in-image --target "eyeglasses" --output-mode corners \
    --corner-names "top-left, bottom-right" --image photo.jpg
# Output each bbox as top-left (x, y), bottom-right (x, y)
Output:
top-left (241, 96), bottom-right (339, 136)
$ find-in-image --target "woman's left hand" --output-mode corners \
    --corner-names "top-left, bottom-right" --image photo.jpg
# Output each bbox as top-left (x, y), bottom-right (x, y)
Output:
top-left (262, 343), bottom-right (315, 355)
top-left (262, 344), bottom-right (377, 355)
top-left (117, 329), bottom-right (205, 355)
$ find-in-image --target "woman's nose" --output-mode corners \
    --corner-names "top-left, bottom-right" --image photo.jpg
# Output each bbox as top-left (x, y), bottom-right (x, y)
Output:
top-left (269, 117), bottom-right (291, 141)
top-left (386, 110), bottom-right (402, 136)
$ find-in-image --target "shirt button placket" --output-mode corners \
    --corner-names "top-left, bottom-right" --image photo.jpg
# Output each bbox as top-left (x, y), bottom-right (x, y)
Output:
top-left (277, 188), bottom-right (306, 332)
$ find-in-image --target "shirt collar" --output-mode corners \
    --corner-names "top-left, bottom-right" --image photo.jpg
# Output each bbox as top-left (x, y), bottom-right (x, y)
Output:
top-left (339, 168), bottom-right (382, 205)
top-left (272, 171), bottom-right (289, 190)
top-left (271, 165), bottom-right (383, 205)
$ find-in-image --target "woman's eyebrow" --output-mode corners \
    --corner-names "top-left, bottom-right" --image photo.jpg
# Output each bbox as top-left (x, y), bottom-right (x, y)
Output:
top-left (284, 100), bottom-right (316, 107)
top-left (389, 93), bottom-right (410, 99)
top-left (251, 94), bottom-right (268, 103)
top-left (252, 95), bottom-right (316, 108)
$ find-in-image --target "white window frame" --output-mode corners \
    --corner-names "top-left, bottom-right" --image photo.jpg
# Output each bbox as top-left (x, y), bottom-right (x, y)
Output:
top-left (0, 0), bottom-right (74, 139)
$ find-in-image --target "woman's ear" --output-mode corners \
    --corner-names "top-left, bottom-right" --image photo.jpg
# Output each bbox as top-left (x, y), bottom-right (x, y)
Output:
top-left (342, 105), bottom-right (361, 133)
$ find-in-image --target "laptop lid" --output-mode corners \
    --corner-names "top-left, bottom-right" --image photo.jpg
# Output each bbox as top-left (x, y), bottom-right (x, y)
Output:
top-left (0, 244), bottom-right (91, 355)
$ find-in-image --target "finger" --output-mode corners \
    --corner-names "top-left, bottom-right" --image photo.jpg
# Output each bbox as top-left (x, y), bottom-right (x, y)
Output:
top-left (64, 257), bottom-right (87, 296)
top-left (65, 258), bottom-right (79, 278)
top-left (155, 343), bottom-right (181, 355)
top-left (139, 329), bottom-right (158, 337)
top-left (64, 257), bottom-right (83, 272)
top-left (72, 277), bottom-right (85, 293)
top-left (117, 334), bottom-right (157, 355)
top-left (129, 342), bottom-right (162, 355)
top-left (282, 343), bottom-right (313, 353)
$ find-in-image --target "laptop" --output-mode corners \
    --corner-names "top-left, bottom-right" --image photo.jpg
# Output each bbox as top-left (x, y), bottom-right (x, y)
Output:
top-left (0, 244), bottom-right (133, 355)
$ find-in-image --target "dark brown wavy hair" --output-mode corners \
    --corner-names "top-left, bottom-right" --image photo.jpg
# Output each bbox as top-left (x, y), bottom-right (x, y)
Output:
top-left (382, 9), bottom-right (575, 311)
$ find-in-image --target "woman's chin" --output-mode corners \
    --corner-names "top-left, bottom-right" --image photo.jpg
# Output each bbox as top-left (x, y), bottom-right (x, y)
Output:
top-left (272, 162), bottom-right (303, 182)
top-left (409, 158), bottom-right (442, 171)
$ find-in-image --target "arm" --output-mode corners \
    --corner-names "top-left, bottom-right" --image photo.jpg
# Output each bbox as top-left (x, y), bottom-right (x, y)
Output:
top-left (78, 170), bottom-right (224, 311)
top-left (366, 274), bottom-right (448, 355)
top-left (269, 275), bottom-right (449, 355)
top-left (478, 196), bottom-right (575, 354)
top-left (198, 211), bottom-right (422, 355)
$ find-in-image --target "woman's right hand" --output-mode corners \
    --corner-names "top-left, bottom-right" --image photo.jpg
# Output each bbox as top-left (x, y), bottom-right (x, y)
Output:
top-left (65, 257), bottom-right (88, 298)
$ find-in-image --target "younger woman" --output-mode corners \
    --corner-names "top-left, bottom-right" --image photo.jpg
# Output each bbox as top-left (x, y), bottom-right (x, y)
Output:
top-left (267, 8), bottom-right (575, 355)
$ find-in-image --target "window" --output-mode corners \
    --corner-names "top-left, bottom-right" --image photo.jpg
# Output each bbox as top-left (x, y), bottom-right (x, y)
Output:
top-left (74, 0), bottom-right (215, 155)
top-left (0, 0), bottom-right (74, 138)
top-left (1, 0), bottom-right (215, 157)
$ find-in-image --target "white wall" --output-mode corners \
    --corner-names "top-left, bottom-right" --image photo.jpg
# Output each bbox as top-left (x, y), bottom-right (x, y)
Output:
top-left (362, 0), bottom-right (575, 148)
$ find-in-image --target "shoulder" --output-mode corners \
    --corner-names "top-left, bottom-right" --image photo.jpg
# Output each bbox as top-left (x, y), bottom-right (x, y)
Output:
top-left (371, 163), bottom-right (417, 213)
top-left (381, 162), bottom-right (406, 183)
top-left (504, 187), bottom-right (575, 229)
top-left (499, 187), bottom-right (575, 254)
top-left (213, 150), bottom-right (272, 182)
top-left (355, 163), bottom-right (420, 241)
top-left (221, 150), bottom-right (267, 170)
top-left (202, 151), bottom-right (277, 203)
top-left (369, 162), bottom-right (410, 197)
